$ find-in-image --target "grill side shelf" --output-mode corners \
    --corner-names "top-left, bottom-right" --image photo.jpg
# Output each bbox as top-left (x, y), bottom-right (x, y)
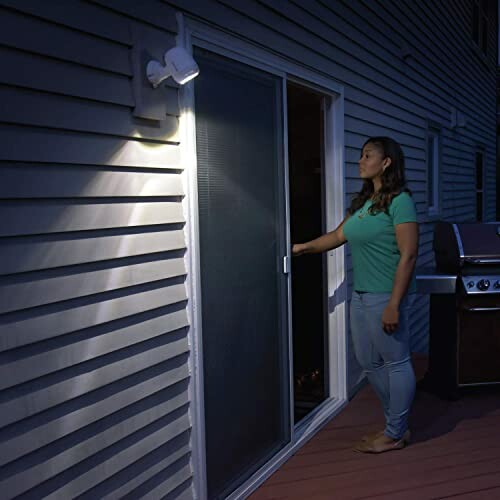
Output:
top-left (416, 271), bottom-right (457, 294)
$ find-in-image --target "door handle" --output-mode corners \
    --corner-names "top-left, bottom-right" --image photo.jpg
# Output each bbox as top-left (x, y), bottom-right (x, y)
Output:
top-left (283, 256), bottom-right (291, 274)
top-left (464, 258), bottom-right (500, 264)
top-left (461, 306), bottom-right (500, 312)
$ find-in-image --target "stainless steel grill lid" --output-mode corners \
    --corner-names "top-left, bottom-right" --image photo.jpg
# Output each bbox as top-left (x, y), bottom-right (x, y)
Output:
top-left (434, 222), bottom-right (500, 272)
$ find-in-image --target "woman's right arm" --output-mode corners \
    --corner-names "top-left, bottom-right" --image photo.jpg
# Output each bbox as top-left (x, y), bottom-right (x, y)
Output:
top-left (292, 216), bottom-right (349, 256)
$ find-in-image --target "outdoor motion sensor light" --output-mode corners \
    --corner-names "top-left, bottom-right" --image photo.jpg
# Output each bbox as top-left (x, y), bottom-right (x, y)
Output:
top-left (147, 46), bottom-right (200, 88)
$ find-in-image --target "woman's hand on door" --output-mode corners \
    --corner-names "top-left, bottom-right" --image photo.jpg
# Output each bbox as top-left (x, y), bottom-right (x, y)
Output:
top-left (292, 243), bottom-right (308, 256)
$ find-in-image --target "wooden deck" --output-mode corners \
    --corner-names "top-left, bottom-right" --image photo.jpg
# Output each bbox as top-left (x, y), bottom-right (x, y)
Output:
top-left (250, 356), bottom-right (500, 499)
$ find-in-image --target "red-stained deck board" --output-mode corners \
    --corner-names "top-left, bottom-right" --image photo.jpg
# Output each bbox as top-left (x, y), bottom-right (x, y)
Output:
top-left (249, 355), bottom-right (500, 500)
top-left (448, 487), bottom-right (500, 500)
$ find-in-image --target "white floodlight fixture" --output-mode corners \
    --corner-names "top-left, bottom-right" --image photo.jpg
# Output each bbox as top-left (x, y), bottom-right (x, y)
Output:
top-left (146, 46), bottom-right (199, 88)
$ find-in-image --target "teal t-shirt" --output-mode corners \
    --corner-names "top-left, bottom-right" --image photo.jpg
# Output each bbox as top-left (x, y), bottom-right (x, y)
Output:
top-left (342, 192), bottom-right (417, 293)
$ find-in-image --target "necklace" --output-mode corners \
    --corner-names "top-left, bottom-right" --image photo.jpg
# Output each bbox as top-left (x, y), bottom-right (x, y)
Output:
top-left (358, 201), bottom-right (371, 219)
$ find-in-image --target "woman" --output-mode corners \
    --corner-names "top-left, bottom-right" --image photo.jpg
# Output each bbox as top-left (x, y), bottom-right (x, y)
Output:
top-left (293, 136), bottom-right (418, 454)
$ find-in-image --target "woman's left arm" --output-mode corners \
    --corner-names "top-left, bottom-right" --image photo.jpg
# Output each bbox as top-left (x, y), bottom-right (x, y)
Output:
top-left (382, 222), bottom-right (419, 334)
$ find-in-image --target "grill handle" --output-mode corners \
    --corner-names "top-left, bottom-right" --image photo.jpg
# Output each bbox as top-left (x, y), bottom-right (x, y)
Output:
top-left (464, 258), bottom-right (500, 264)
top-left (461, 306), bottom-right (500, 312)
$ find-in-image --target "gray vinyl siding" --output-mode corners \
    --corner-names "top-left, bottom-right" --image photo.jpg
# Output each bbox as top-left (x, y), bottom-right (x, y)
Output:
top-left (164, 0), bottom-right (497, 392)
top-left (0, 1), bottom-right (193, 499)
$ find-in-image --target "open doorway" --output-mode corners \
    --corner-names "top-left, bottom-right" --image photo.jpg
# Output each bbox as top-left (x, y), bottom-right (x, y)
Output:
top-left (287, 82), bottom-right (329, 423)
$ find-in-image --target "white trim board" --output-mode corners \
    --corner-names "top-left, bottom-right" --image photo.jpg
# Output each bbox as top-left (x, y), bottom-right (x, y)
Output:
top-left (178, 14), bottom-right (347, 500)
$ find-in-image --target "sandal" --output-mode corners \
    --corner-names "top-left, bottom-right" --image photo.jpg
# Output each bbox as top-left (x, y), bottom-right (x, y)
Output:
top-left (354, 430), bottom-right (411, 454)
top-left (361, 430), bottom-right (385, 442)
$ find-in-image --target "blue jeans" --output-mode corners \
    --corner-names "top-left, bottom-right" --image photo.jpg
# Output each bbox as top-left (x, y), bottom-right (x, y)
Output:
top-left (350, 291), bottom-right (416, 440)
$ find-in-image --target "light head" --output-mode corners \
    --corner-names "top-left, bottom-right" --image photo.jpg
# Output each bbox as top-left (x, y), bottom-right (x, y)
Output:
top-left (147, 46), bottom-right (199, 88)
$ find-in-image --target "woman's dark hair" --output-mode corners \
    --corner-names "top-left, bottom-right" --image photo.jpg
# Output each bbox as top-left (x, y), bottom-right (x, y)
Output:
top-left (347, 136), bottom-right (411, 215)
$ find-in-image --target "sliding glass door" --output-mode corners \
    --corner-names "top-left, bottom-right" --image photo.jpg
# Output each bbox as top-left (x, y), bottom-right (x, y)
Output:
top-left (194, 48), bottom-right (291, 499)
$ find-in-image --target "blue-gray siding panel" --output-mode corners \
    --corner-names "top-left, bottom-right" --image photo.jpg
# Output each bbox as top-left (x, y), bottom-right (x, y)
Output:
top-left (0, 86), bottom-right (180, 143)
top-left (0, 125), bottom-right (182, 167)
top-left (0, 229), bottom-right (187, 275)
top-left (0, 0), bottom-right (133, 44)
top-left (0, 7), bottom-right (132, 75)
top-left (0, 164), bottom-right (184, 199)
top-left (0, 1), bottom-right (194, 498)
top-left (0, 46), bottom-right (134, 106)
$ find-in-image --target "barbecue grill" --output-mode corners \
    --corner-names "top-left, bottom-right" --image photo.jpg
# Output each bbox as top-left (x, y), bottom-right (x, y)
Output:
top-left (416, 222), bottom-right (500, 400)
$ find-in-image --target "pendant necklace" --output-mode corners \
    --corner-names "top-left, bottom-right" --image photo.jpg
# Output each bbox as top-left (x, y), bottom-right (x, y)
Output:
top-left (359, 197), bottom-right (375, 219)
top-left (358, 202), bottom-right (369, 219)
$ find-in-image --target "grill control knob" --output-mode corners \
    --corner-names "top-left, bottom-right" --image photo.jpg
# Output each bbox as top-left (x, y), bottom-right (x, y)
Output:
top-left (494, 281), bottom-right (500, 289)
top-left (467, 281), bottom-right (475, 289)
top-left (477, 279), bottom-right (490, 291)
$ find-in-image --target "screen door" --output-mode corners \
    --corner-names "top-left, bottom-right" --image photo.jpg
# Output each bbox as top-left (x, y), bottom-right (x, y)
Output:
top-left (194, 48), bottom-right (291, 499)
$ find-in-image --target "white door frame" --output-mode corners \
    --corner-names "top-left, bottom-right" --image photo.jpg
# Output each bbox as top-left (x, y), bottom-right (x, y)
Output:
top-left (177, 13), bottom-right (347, 500)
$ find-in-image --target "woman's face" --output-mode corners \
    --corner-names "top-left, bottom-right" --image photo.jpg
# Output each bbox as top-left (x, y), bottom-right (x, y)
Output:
top-left (358, 143), bottom-right (389, 181)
